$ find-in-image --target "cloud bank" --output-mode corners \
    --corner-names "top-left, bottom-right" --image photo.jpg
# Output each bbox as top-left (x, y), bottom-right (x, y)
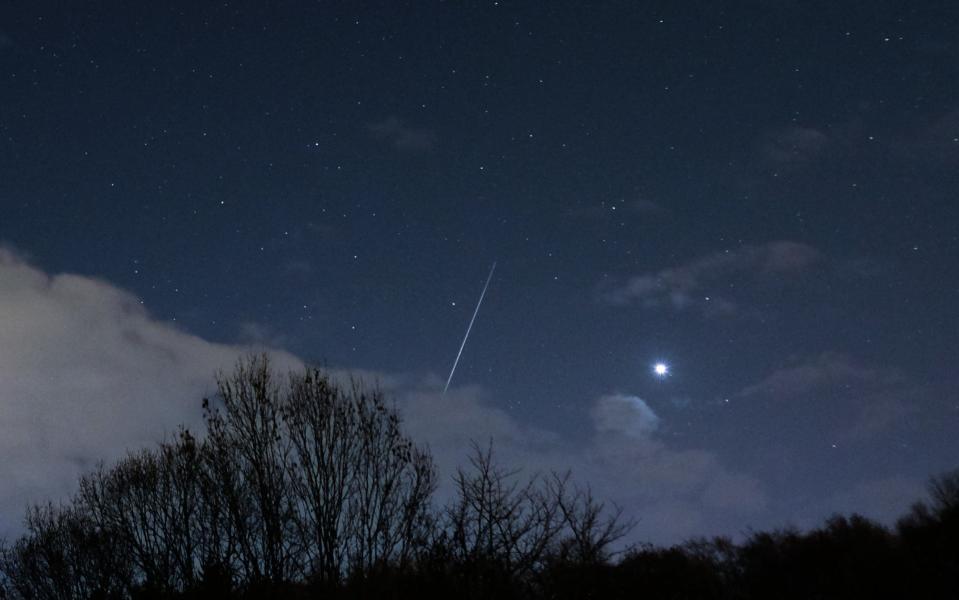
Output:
top-left (397, 386), bottom-right (767, 543)
top-left (0, 249), bottom-right (299, 533)
top-left (0, 249), bottom-right (767, 544)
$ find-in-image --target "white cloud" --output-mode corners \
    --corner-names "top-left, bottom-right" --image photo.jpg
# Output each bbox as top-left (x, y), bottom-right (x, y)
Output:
top-left (397, 384), bottom-right (766, 544)
top-left (0, 249), bottom-right (298, 534)
top-left (591, 394), bottom-right (660, 438)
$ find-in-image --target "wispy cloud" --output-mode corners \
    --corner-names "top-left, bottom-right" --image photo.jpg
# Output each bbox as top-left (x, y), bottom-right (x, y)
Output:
top-left (367, 116), bottom-right (437, 152)
top-left (738, 352), bottom-right (920, 445)
top-left (237, 321), bottom-right (291, 348)
top-left (759, 126), bottom-right (830, 167)
top-left (752, 109), bottom-right (959, 179)
top-left (601, 241), bottom-right (821, 316)
top-left (739, 352), bottom-right (900, 399)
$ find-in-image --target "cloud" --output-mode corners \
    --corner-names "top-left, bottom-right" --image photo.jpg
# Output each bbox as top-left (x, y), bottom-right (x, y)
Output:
top-left (724, 353), bottom-right (948, 533)
top-left (398, 385), bottom-right (766, 544)
top-left (0, 249), bottom-right (298, 534)
top-left (367, 117), bottom-right (437, 151)
top-left (0, 248), bottom-right (766, 545)
top-left (759, 126), bottom-right (830, 167)
top-left (842, 394), bottom-right (918, 443)
top-left (592, 394), bottom-right (660, 438)
top-left (738, 352), bottom-right (920, 445)
top-left (237, 321), bottom-right (291, 347)
top-left (601, 241), bottom-right (821, 315)
top-left (739, 352), bottom-right (898, 399)
top-left (753, 110), bottom-right (959, 179)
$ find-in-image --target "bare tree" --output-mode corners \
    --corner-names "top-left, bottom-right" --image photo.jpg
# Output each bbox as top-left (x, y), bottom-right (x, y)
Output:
top-left (927, 469), bottom-right (959, 515)
top-left (200, 355), bottom-right (437, 585)
top-left (282, 370), bottom-right (436, 582)
top-left (76, 429), bottom-right (211, 595)
top-left (442, 441), bottom-right (634, 595)
top-left (898, 468), bottom-right (959, 532)
top-left (0, 503), bottom-right (129, 599)
top-left (0, 354), bottom-right (638, 598)
top-left (445, 442), bottom-right (564, 579)
top-left (548, 473), bottom-right (633, 565)
top-left (201, 355), bottom-right (300, 586)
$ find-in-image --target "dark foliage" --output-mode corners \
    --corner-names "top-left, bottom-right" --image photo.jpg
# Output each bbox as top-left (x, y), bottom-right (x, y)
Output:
top-left (1, 355), bottom-right (957, 599)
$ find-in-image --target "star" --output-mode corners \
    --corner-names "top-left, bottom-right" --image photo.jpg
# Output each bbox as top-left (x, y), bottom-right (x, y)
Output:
top-left (653, 362), bottom-right (669, 377)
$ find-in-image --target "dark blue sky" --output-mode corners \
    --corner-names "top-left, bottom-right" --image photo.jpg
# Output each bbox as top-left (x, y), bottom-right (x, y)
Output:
top-left (1, 1), bottom-right (957, 541)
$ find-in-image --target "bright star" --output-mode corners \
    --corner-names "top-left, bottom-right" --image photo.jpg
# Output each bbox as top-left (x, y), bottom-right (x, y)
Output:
top-left (653, 362), bottom-right (669, 377)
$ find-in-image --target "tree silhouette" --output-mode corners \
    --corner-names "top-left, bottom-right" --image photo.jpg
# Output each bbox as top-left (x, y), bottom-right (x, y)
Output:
top-left (896, 468), bottom-right (959, 598)
top-left (0, 503), bottom-right (129, 599)
top-left (3, 354), bottom-right (958, 599)
top-left (1, 355), bottom-right (438, 597)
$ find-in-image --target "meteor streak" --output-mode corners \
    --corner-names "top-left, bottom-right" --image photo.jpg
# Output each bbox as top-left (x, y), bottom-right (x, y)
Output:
top-left (444, 261), bottom-right (497, 393)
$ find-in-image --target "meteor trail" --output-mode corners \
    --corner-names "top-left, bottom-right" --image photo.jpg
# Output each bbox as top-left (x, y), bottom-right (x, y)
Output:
top-left (444, 261), bottom-right (497, 393)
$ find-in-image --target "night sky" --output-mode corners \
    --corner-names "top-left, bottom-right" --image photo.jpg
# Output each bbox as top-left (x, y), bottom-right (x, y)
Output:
top-left (1, 1), bottom-right (958, 544)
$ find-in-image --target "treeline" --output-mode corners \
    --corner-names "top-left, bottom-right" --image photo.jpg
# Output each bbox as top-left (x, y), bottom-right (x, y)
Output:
top-left (1, 355), bottom-right (957, 599)
top-left (0, 356), bottom-right (628, 599)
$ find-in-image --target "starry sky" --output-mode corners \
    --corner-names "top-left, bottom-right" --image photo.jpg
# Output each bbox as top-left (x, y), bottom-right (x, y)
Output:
top-left (1, 1), bottom-right (958, 543)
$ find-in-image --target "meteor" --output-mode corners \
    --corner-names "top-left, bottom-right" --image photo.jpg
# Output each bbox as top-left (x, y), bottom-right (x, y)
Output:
top-left (444, 262), bottom-right (497, 393)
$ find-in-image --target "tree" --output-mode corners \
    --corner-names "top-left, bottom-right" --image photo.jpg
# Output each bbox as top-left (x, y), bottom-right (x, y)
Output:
top-left (896, 469), bottom-right (959, 599)
top-left (201, 356), bottom-right (298, 586)
top-left (0, 503), bottom-right (129, 599)
top-left (548, 473), bottom-right (632, 566)
top-left (77, 430), bottom-right (209, 595)
top-left (0, 355), bottom-right (438, 597)
top-left (280, 367), bottom-right (436, 583)
top-left (199, 354), bottom-right (438, 587)
top-left (445, 442), bottom-right (562, 579)
top-left (440, 442), bottom-right (631, 597)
